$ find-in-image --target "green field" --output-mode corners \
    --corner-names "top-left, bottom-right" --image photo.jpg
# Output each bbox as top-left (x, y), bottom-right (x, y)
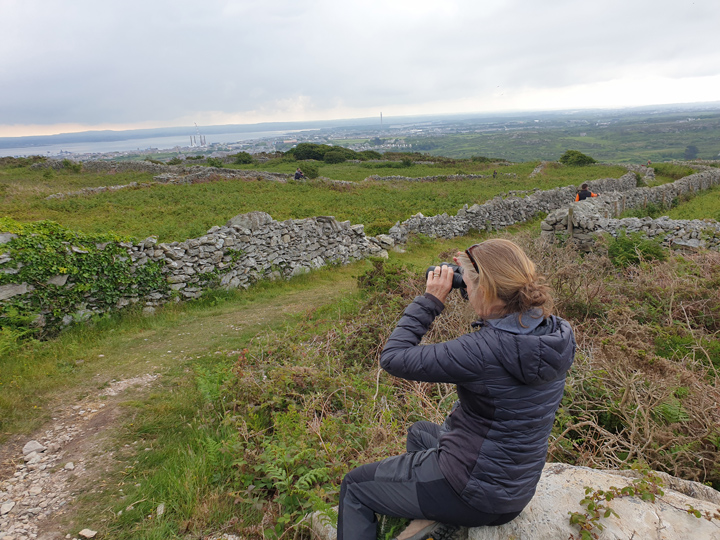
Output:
top-left (0, 160), bottom-right (628, 241)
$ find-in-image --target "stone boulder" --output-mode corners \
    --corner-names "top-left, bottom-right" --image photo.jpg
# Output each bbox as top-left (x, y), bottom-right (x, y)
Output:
top-left (308, 463), bottom-right (720, 540)
top-left (226, 211), bottom-right (274, 230)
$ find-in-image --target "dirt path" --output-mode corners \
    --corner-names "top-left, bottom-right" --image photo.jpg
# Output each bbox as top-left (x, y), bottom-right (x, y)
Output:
top-left (0, 280), bottom-right (355, 540)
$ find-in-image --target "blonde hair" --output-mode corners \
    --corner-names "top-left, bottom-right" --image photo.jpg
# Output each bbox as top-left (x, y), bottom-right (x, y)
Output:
top-left (457, 239), bottom-right (553, 319)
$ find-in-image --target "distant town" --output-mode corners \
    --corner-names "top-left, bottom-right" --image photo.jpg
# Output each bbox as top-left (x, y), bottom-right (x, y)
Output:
top-left (3, 101), bottom-right (720, 163)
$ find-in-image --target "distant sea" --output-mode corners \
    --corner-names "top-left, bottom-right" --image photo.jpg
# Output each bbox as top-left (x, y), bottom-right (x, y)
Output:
top-left (0, 130), bottom-right (301, 158)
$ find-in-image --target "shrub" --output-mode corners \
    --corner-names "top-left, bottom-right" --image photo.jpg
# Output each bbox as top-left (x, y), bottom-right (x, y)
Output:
top-left (559, 150), bottom-right (597, 166)
top-left (232, 152), bottom-right (254, 165)
top-left (206, 157), bottom-right (223, 168)
top-left (401, 158), bottom-right (413, 167)
top-left (606, 231), bottom-right (667, 268)
top-left (359, 150), bottom-right (382, 160)
top-left (167, 157), bottom-right (183, 165)
top-left (61, 159), bottom-right (82, 173)
top-left (323, 150), bottom-right (346, 164)
top-left (289, 143), bottom-right (326, 161)
top-left (300, 162), bottom-right (319, 179)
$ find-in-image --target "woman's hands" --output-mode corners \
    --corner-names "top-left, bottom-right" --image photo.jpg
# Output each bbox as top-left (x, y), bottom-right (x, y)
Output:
top-left (425, 264), bottom-right (454, 304)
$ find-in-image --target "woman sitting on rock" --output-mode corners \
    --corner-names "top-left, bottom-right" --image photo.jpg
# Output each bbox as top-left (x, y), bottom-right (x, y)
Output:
top-left (338, 239), bottom-right (576, 540)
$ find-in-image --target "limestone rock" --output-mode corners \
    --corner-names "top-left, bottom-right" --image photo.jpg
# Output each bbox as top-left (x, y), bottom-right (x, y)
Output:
top-left (79, 529), bottom-right (97, 538)
top-left (468, 463), bottom-right (720, 539)
top-left (0, 232), bottom-right (18, 244)
top-left (226, 211), bottom-right (273, 230)
top-left (1, 501), bottom-right (15, 515)
top-left (46, 274), bottom-right (69, 286)
top-left (22, 440), bottom-right (46, 455)
top-left (0, 283), bottom-right (28, 301)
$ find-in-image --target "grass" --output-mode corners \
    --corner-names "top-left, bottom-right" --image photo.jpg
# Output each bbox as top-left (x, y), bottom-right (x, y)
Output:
top-left (666, 185), bottom-right (720, 222)
top-left (1, 160), bottom-right (628, 241)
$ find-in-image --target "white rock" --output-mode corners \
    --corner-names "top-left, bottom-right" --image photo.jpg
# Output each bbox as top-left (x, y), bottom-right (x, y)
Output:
top-left (78, 529), bottom-right (97, 539)
top-left (468, 463), bottom-right (720, 539)
top-left (64, 463), bottom-right (75, 471)
top-left (22, 441), bottom-right (45, 456)
top-left (1, 501), bottom-right (15, 515)
top-left (309, 463), bottom-right (720, 540)
top-left (156, 503), bottom-right (164, 517)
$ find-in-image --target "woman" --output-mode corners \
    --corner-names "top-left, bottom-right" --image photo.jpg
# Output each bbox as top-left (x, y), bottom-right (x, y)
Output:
top-left (338, 239), bottom-right (575, 540)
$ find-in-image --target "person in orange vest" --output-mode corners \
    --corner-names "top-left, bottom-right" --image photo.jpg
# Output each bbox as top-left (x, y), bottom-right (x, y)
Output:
top-left (575, 183), bottom-right (598, 202)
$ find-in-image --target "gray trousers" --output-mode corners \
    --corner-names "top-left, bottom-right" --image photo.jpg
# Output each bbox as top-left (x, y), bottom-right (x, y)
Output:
top-left (337, 421), bottom-right (520, 540)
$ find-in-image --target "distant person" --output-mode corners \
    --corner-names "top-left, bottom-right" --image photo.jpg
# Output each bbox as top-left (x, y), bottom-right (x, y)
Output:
top-left (493, 170), bottom-right (498, 179)
top-left (294, 167), bottom-right (305, 180)
top-left (647, 159), bottom-right (652, 167)
top-left (575, 183), bottom-right (598, 202)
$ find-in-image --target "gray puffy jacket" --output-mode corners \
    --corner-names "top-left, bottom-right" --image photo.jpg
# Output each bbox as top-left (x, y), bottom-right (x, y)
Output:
top-left (380, 295), bottom-right (575, 514)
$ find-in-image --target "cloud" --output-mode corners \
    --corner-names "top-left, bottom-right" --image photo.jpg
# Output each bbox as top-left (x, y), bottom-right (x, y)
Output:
top-left (1, 0), bottom-right (719, 135)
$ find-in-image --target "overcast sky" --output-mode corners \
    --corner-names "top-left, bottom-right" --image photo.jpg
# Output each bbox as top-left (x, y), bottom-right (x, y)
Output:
top-left (2, 0), bottom-right (719, 137)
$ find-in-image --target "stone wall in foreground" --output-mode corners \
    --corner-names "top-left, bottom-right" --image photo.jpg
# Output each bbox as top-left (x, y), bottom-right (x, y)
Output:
top-left (541, 169), bottom-right (720, 251)
top-left (0, 212), bottom-right (386, 326)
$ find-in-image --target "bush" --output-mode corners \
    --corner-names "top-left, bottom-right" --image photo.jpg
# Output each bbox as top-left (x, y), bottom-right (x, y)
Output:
top-left (167, 157), bottom-right (183, 165)
top-left (206, 157), bottom-right (223, 168)
top-left (232, 152), bottom-right (254, 165)
top-left (359, 150), bottom-right (382, 160)
top-left (300, 162), bottom-right (319, 179)
top-left (288, 143), bottom-right (326, 161)
top-left (606, 231), bottom-right (667, 268)
top-left (323, 150), bottom-right (346, 164)
top-left (61, 159), bottom-right (82, 173)
top-left (401, 158), bottom-right (413, 167)
top-left (559, 150), bottom-right (597, 166)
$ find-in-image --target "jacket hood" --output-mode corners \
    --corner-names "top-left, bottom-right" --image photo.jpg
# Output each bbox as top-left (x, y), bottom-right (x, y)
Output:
top-left (490, 316), bottom-right (575, 385)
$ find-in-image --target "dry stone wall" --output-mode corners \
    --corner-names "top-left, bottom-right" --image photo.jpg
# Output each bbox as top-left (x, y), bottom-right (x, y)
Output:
top-left (541, 169), bottom-right (720, 251)
top-left (0, 212), bottom-right (386, 327)
top-left (388, 173), bottom-right (639, 242)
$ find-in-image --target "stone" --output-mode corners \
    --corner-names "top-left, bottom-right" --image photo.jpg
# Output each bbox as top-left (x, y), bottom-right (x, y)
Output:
top-left (64, 462), bottom-right (75, 471)
top-left (78, 530), bottom-right (97, 539)
top-left (226, 211), bottom-right (273, 230)
top-left (467, 463), bottom-right (720, 539)
top-left (1, 501), bottom-right (15, 515)
top-left (0, 233), bottom-right (18, 244)
top-left (0, 283), bottom-right (28, 301)
top-left (22, 441), bottom-right (46, 456)
top-left (46, 275), bottom-right (69, 286)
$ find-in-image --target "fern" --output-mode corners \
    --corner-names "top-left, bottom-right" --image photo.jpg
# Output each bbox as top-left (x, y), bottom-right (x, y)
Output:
top-left (653, 398), bottom-right (689, 424)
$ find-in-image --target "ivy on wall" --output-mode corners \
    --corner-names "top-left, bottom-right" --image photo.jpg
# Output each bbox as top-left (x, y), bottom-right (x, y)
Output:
top-left (0, 218), bottom-right (167, 336)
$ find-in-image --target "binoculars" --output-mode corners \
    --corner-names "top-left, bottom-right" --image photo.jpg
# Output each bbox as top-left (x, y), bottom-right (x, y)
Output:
top-left (425, 263), bottom-right (466, 289)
